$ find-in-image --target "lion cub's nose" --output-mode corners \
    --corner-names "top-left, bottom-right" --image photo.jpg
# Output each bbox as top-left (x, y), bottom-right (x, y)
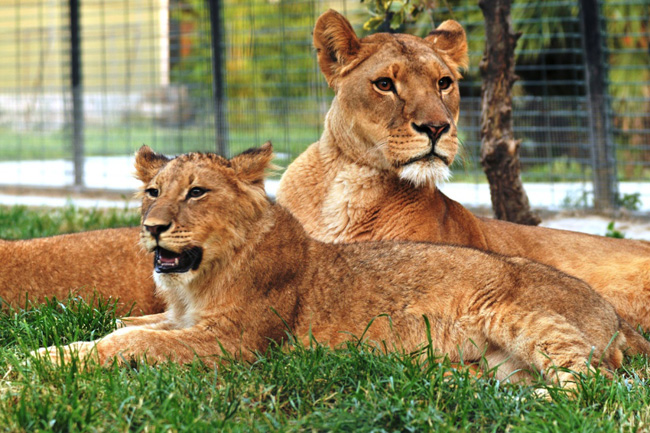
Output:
top-left (145, 223), bottom-right (172, 239)
top-left (412, 122), bottom-right (450, 144)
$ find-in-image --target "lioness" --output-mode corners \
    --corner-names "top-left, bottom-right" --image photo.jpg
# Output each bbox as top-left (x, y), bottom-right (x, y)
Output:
top-left (1, 10), bottom-right (649, 332)
top-left (35, 144), bottom-right (650, 389)
top-left (278, 10), bottom-right (650, 331)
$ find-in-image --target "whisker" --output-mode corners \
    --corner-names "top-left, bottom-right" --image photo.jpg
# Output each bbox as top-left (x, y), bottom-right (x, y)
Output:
top-left (351, 136), bottom-right (390, 166)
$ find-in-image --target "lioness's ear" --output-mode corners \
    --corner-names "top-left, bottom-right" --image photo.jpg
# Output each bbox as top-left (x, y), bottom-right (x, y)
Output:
top-left (230, 142), bottom-right (274, 186)
top-left (134, 145), bottom-right (170, 184)
top-left (425, 20), bottom-right (469, 77)
top-left (313, 9), bottom-right (361, 89)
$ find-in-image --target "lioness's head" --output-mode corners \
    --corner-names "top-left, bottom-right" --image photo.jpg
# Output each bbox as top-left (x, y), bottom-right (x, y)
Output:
top-left (134, 143), bottom-right (273, 283)
top-left (315, 9), bottom-right (468, 187)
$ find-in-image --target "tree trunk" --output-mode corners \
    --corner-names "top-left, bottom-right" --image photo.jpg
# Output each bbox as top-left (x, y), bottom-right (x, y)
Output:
top-left (478, 0), bottom-right (541, 226)
top-left (579, 0), bottom-right (617, 211)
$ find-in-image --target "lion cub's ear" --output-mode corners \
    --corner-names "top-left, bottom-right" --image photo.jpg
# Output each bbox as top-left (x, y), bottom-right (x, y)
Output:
top-left (313, 9), bottom-right (361, 89)
top-left (425, 20), bottom-right (469, 77)
top-left (230, 142), bottom-right (274, 186)
top-left (134, 145), bottom-right (171, 184)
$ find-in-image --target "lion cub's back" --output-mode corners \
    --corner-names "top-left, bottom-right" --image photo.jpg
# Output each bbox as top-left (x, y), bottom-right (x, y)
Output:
top-left (332, 240), bottom-right (620, 335)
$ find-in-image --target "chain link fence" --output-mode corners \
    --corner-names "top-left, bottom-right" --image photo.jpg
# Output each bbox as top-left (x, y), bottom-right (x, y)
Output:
top-left (0, 0), bottom-right (648, 210)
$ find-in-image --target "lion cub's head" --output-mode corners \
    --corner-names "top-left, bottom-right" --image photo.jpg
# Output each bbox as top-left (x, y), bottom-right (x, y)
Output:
top-left (315, 10), bottom-right (468, 187)
top-left (134, 143), bottom-right (273, 284)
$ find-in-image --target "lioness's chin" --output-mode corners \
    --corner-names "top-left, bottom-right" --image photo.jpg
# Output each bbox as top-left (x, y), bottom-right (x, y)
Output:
top-left (398, 161), bottom-right (451, 188)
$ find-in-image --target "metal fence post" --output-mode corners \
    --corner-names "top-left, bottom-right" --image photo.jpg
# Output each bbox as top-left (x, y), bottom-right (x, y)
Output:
top-left (69, 0), bottom-right (84, 189)
top-left (579, 0), bottom-right (617, 211)
top-left (207, 0), bottom-right (229, 156)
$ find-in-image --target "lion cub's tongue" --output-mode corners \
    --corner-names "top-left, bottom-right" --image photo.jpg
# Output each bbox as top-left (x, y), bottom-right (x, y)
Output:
top-left (157, 248), bottom-right (180, 269)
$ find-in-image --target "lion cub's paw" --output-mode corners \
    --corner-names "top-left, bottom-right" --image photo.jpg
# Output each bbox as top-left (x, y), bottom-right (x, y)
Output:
top-left (30, 341), bottom-right (100, 366)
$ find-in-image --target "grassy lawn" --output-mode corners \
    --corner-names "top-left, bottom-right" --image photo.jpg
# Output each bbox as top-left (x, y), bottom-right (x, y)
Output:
top-left (1, 206), bottom-right (649, 432)
top-left (0, 204), bottom-right (140, 239)
top-left (5, 124), bottom-right (646, 185)
top-left (0, 124), bottom-right (320, 163)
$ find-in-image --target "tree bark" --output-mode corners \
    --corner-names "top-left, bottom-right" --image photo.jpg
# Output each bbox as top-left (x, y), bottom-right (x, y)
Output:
top-left (478, 0), bottom-right (541, 226)
top-left (579, 0), bottom-right (617, 211)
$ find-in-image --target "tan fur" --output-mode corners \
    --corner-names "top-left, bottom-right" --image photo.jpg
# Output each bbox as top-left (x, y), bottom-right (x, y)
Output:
top-left (278, 10), bottom-right (650, 335)
top-left (2, 9), bottom-right (648, 354)
top-left (0, 228), bottom-right (161, 315)
top-left (36, 146), bottom-right (650, 389)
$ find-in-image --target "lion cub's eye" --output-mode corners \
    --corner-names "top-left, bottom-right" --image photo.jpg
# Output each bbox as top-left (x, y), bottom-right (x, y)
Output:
top-left (373, 78), bottom-right (395, 93)
top-left (438, 76), bottom-right (453, 90)
top-left (187, 187), bottom-right (208, 199)
top-left (145, 188), bottom-right (159, 198)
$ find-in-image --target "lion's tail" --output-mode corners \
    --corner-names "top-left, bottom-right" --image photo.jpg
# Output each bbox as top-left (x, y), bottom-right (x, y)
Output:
top-left (621, 320), bottom-right (650, 357)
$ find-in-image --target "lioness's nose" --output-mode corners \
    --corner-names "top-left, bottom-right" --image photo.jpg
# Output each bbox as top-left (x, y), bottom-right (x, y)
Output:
top-left (412, 122), bottom-right (450, 143)
top-left (145, 223), bottom-right (171, 238)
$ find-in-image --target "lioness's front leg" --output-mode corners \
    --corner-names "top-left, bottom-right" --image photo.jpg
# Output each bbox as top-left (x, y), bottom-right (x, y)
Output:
top-left (34, 320), bottom-right (255, 366)
top-left (482, 310), bottom-right (622, 388)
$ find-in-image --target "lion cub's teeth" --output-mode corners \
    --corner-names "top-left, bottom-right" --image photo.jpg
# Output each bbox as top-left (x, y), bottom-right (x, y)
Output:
top-left (174, 258), bottom-right (179, 266)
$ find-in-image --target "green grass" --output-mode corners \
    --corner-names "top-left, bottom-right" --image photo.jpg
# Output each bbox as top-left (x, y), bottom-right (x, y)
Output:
top-left (1, 295), bottom-right (649, 432)
top-left (0, 123), bottom-right (319, 163)
top-left (0, 124), bottom-right (318, 180)
top-left (4, 124), bottom-right (649, 183)
top-left (0, 206), bottom-right (649, 431)
top-left (0, 204), bottom-right (140, 239)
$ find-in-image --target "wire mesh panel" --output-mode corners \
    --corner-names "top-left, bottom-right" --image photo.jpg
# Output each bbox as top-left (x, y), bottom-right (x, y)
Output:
top-left (0, 1), bottom-right (71, 188)
top-left (416, 1), bottom-right (596, 208)
top-left (0, 0), bottom-right (217, 191)
top-left (222, 0), bottom-right (329, 170)
top-left (388, 0), bottom-right (648, 209)
top-left (78, 0), bottom-right (217, 189)
top-left (0, 0), bottom-right (647, 209)
top-left (602, 0), bottom-right (650, 182)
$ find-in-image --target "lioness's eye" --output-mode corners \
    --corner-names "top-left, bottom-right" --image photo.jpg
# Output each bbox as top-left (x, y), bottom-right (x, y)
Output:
top-left (438, 76), bottom-right (453, 90)
top-left (145, 188), bottom-right (159, 198)
top-left (373, 78), bottom-right (395, 93)
top-left (187, 187), bottom-right (208, 199)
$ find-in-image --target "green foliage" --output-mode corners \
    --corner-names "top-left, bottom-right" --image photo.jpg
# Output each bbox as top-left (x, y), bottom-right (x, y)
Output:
top-left (616, 192), bottom-right (642, 212)
top-left (524, 156), bottom-right (592, 183)
top-left (605, 221), bottom-right (625, 238)
top-left (602, 1), bottom-right (650, 98)
top-left (172, 0), bottom-right (318, 123)
top-left (561, 190), bottom-right (593, 210)
top-left (361, 0), bottom-right (461, 36)
top-left (0, 204), bottom-right (140, 240)
top-left (362, 0), bottom-right (421, 33)
top-left (560, 191), bottom-right (642, 212)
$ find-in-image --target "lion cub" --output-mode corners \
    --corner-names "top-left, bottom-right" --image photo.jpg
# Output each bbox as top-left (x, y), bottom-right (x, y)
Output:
top-left (36, 144), bottom-right (650, 387)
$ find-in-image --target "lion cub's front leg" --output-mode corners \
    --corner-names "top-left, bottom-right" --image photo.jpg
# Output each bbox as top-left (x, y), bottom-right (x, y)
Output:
top-left (116, 312), bottom-right (169, 329)
top-left (33, 318), bottom-right (253, 366)
top-left (35, 341), bottom-right (101, 365)
top-left (33, 313), bottom-right (172, 365)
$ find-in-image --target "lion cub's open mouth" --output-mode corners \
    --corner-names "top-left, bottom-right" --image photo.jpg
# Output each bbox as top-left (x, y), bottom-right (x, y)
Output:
top-left (154, 247), bottom-right (203, 274)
